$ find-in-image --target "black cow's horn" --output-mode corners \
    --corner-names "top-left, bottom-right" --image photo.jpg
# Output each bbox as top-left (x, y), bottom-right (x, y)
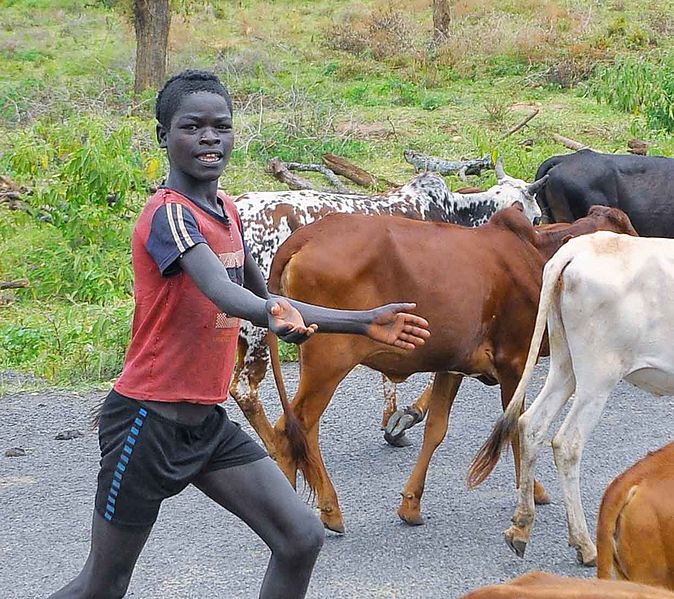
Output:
top-left (495, 156), bottom-right (506, 180)
top-left (526, 174), bottom-right (550, 195)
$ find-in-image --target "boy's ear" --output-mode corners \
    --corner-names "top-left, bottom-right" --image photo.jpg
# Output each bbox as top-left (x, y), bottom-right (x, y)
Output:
top-left (156, 123), bottom-right (167, 148)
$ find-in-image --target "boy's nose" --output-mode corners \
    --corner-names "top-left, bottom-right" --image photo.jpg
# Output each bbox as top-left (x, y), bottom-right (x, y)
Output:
top-left (200, 128), bottom-right (220, 144)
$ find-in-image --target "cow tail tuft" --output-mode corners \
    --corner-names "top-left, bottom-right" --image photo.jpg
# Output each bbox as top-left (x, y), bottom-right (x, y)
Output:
top-left (467, 241), bottom-right (576, 488)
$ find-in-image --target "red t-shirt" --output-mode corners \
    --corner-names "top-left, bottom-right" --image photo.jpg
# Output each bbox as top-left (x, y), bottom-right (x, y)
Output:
top-left (114, 188), bottom-right (246, 404)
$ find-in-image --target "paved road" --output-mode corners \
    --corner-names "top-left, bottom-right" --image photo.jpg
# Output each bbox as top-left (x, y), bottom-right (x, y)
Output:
top-left (2, 361), bottom-right (672, 598)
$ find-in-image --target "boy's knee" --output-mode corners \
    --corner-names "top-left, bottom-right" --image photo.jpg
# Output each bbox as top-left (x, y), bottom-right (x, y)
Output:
top-left (295, 516), bottom-right (325, 558)
top-left (278, 516), bottom-right (324, 563)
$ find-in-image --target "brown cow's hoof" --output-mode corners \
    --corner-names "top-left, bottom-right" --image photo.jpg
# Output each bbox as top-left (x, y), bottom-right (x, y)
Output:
top-left (504, 527), bottom-right (527, 558)
top-left (533, 481), bottom-right (551, 505)
top-left (384, 407), bottom-right (423, 447)
top-left (320, 507), bottom-right (345, 534)
top-left (397, 507), bottom-right (425, 526)
top-left (322, 520), bottom-right (345, 534)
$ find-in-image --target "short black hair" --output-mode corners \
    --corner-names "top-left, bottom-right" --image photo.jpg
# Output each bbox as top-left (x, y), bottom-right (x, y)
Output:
top-left (155, 69), bottom-right (233, 128)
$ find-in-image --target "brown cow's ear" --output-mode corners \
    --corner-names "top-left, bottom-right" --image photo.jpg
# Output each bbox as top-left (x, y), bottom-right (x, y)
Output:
top-left (512, 200), bottom-right (524, 212)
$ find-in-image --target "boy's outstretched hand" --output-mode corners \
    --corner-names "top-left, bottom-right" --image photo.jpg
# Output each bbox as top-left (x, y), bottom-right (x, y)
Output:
top-left (266, 298), bottom-right (318, 344)
top-left (366, 303), bottom-right (430, 351)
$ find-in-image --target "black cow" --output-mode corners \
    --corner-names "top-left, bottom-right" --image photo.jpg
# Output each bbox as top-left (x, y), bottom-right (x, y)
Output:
top-left (535, 149), bottom-right (674, 237)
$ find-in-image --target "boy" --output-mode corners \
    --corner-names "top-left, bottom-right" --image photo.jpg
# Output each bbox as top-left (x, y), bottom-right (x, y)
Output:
top-left (48, 69), bottom-right (429, 599)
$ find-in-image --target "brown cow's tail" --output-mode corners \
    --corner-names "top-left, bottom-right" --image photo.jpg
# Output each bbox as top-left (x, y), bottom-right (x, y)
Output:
top-left (597, 482), bottom-right (638, 580)
top-left (267, 264), bottom-right (322, 496)
top-left (467, 243), bottom-right (576, 488)
top-left (267, 331), bottom-right (291, 410)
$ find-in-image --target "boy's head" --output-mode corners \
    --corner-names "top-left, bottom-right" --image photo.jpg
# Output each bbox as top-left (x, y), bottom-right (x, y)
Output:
top-left (155, 69), bottom-right (233, 129)
top-left (156, 70), bottom-right (234, 183)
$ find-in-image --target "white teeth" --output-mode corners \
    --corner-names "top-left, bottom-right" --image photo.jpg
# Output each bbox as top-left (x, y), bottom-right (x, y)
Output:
top-left (198, 154), bottom-right (220, 162)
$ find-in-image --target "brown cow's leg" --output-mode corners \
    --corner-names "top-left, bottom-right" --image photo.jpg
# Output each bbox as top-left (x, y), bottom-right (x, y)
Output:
top-left (273, 337), bottom-right (364, 533)
top-left (230, 335), bottom-right (279, 457)
top-left (304, 422), bottom-right (346, 533)
top-left (398, 372), bottom-right (462, 525)
top-left (497, 365), bottom-right (550, 506)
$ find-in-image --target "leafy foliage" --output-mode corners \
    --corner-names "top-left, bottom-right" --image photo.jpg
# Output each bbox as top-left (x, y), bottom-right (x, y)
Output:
top-left (591, 54), bottom-right (674, 131)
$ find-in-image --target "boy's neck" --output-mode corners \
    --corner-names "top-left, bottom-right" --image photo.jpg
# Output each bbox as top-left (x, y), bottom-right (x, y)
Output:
top-left (164, 173), bottom-right (221, 213)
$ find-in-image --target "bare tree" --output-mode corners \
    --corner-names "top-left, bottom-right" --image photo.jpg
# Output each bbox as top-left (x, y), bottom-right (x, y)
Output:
top-left (432, 0), bottom-right (451, 44)
top-left (133, 0), bottom-right (171, 94)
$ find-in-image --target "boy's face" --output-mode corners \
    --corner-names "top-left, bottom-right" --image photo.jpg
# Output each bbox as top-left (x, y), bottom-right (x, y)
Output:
top-left (158, 91), bottom-right (233, 183)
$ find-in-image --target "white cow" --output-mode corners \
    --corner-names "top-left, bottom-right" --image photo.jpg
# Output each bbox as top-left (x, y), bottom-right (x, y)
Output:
top-left (232, 164), bottom-right (545, 455)
top-left (468, 229), bottom-right (674, 568)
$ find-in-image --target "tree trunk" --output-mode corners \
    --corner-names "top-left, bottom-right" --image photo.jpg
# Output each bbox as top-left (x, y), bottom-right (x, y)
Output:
top-left (133, 0), bottom-right (171, 95)
top-left (432, 0), bottom-right (451, 44)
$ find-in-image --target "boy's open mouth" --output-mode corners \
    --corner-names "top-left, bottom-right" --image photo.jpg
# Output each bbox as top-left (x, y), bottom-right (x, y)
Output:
top-left (196, 152), bottom-right (222, 164)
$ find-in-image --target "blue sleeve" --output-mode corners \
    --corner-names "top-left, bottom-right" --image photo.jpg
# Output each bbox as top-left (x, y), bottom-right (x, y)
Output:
top-left (146, 203), bottom-right (206, 276)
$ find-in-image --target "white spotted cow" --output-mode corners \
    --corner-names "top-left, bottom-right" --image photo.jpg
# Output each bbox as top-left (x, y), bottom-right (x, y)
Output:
top-left (467, 230), bottom-right (674, 568)
top-left (232, 162), bottom-right (546, 455)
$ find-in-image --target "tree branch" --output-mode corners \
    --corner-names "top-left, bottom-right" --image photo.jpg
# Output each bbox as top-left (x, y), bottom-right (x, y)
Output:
top-left (503, 109), bottom-right (539, 138)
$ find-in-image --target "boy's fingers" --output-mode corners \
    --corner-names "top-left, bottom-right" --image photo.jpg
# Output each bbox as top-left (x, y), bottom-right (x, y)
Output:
top-left (403, 324), bottom-right (431, 339)
top-left (401, 313), bottom-right (429, 328)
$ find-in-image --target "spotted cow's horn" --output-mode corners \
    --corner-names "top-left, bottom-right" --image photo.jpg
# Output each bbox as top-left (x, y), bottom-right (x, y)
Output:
top-left (525, 174), bottom-right (550, 196)
top-left (495, 157), bottom-right (506, 181)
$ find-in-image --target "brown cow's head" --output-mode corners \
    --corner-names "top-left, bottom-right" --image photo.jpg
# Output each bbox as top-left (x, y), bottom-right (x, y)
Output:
top-left (535, 205), bottom-right (638, 259)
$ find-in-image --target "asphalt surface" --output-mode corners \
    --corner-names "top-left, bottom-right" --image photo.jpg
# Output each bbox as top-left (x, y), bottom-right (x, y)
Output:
top-left (1, 361), bottom-right (672, 599)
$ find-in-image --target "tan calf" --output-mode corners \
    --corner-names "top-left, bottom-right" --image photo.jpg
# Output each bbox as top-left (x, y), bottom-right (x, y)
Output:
top-left (597, 441), bottom-right (674, 590)
top-left (460, 572), bottom-right (674, 599)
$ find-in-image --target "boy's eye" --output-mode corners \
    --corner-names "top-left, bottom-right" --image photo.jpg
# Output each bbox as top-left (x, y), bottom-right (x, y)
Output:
top-left (182, 124), bottom-right (198, 131)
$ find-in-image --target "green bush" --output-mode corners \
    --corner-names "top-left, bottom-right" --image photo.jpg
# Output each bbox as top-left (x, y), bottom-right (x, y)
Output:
top-left (1, 114), bottom-right (159, 303)
top-left (0, 301), bottom-right (133, 384)
top-left (591, 54), bottom-right (674, 131)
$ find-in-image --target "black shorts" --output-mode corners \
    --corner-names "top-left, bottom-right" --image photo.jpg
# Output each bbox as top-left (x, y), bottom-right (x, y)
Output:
top-left (94, 390), bottom-right (267, 528)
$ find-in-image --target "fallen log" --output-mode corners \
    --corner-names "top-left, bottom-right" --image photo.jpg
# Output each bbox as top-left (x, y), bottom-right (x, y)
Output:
top-left (403, 150), bottom-right (493, 178)
top-left (0, 279), bottom-right (29, 290)
top-left (321, 153), bottom-right (376, 188)
top-left (284, 161), bottom-right (351, 193)
top-left (266, 158), bottom-right (316, 190)
top-left (550, 133), bottom-right (596, 152)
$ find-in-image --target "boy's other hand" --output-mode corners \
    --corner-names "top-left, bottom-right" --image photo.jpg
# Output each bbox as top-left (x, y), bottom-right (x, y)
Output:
top-left (366, 303), bottom-right (430, 351)
top-left (266, 299), bottom-right (318, 345)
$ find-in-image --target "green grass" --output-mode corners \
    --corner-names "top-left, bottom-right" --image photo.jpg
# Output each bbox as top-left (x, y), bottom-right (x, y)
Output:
top-left (1, 0), bottom-right (674, 387)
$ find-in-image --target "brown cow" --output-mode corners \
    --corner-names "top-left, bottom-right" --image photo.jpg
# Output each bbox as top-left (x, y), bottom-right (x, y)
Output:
top-left (597, 441), bottom-right (674, 590)
top-left (459, 572), bottom-right (674, 599)
top-left (267, 204), bottom-right (636, 532)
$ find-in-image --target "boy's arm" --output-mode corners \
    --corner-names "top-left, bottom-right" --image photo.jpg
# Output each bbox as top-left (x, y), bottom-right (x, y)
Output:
top-left (242, 249), bottom-right (270, 299)
top-left (180, 243), bottom-right (429, 349)
top-left (180, 244), bottom-right (308, 336)
top-left (239, 248), bottom-right (429, 349)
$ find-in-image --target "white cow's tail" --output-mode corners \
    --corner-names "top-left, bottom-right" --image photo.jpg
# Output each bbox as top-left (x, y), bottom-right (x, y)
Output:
top-left (467, 244), bottom-right (576, 488)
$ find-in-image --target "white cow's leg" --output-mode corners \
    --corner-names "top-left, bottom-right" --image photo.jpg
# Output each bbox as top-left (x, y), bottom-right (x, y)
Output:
top-left (506, 303), bottom-right (576, 558)
top-left (505, 367), bottom-right (575, 557)
top-left (384, 375), bottom-right (435, 447)
top-left (552, 375), bottom-right (617, 567)
top-left (229, 326), bottom-right (278, 456)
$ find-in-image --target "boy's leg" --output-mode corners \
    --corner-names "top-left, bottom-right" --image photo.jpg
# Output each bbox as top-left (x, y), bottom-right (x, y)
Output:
top-left (192, 456), bottom-right (324, 599)
top-left (48, 512), bottom-right (153, 599)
